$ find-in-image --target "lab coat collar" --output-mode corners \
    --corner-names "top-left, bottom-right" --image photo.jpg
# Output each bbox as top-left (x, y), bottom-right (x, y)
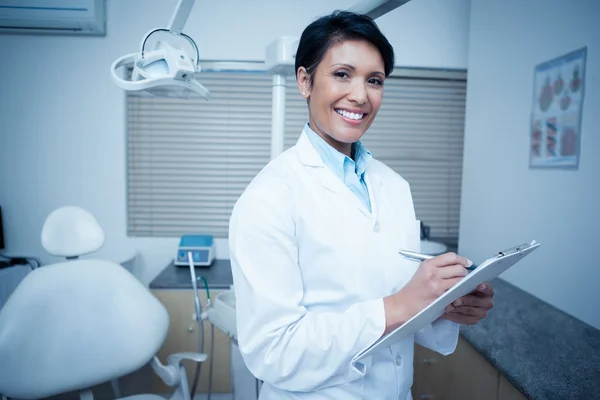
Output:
top-left (301, 123), bottom-right (373, 182)
top-left (295, 128), bottom-right (381, 221)
top-left (296, 125), bottom-right (373, 170)
top-left (297, 128), bottom-right (325, 168)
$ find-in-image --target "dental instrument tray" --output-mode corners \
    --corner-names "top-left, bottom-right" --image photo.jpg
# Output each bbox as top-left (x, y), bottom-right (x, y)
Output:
top-left (175, 234), bottom-right (215, 267)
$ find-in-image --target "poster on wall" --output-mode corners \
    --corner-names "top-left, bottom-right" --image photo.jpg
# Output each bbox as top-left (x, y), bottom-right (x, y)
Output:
top-left (529, 46), bottom-right (587, 170)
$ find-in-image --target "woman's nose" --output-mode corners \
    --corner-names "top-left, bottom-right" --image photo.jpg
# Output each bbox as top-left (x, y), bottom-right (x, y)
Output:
top-left (348, 82), bottom-right (368, 105)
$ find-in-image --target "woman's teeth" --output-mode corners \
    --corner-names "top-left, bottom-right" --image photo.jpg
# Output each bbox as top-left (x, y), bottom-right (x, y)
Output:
top-left (335, 109), bottom-right (364, 120)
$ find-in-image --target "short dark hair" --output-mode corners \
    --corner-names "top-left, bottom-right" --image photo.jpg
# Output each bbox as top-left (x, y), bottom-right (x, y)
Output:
top-left (295, 10), bottom-right (395, 85)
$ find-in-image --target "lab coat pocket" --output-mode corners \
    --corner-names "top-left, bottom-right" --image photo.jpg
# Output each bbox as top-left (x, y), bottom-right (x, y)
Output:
top-left (395, 219), bottom-right (421, 254)
top-left (406, 219), bottom-right (421, 252)
top-left (391, 219), bottom-right (421, 292)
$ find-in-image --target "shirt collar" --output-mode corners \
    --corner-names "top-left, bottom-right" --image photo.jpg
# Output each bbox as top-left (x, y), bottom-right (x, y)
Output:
top-left (352, 140), bottom-right (372, 177)
top-left (303, 123), bottom-right (372, 179)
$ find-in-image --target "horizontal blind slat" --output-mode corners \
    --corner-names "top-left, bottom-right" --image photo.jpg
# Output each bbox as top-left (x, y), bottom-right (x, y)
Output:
top-left (128, 70), bottom-right (466, 240)
top-left (284, 75), bottom-right (466, 241)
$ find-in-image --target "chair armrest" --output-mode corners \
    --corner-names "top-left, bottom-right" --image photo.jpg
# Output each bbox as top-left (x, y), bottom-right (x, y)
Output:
top-left (151, 353), bottom-right (207, 388)
top-left (151, 353), bottom-right (207, 400)
top-left (167, 352), bottom-right (208, 366)
top-left (150, 356), bottom-right (179, 387)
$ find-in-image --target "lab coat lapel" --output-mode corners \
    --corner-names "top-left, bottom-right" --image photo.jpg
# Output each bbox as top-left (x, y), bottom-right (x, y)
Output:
top-left (296, 132), bottom-right (371, 217)
top-left (364, 170), bottom-right (382, 227)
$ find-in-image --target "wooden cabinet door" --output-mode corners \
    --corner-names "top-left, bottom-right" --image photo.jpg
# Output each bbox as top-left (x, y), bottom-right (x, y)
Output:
top-left (498, 375), bottom-right (528, 400)
top-left (413, 337), bottom-right (499, 400)
top-left (413, 343), bottom-right (451, 399)
top-left (151, 289), bottom-right (232, 394)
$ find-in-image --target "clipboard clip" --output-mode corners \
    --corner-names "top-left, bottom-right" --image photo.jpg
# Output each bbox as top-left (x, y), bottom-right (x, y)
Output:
top-left (497, 240), bottom-right (536, 257)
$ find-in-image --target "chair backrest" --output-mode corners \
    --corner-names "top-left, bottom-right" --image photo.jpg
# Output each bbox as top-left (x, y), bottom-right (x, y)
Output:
top-left (41, 206), bottom-right (105, 258)
top-left (0, 259), bottom-right (170, 399)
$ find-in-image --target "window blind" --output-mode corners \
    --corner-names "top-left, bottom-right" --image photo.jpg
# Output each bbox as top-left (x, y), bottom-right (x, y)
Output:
top-left (127, 71), bottom-right (273, 237)
top-left (127, 68), bottom-right (466, 242)
top-left (284, 75), bottom-right (467, 242)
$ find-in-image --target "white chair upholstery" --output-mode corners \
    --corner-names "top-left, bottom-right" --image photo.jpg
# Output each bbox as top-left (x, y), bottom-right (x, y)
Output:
top-left (0, 206), bottom-right (206, 400)
top-left (0, 259), bottom-right (169, 398)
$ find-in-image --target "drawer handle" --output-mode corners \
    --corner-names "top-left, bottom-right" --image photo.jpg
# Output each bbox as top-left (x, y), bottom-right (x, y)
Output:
top-left (422, 358), bottom-right (437, 364)
top-left (420, 395), bottom-right (435, 399)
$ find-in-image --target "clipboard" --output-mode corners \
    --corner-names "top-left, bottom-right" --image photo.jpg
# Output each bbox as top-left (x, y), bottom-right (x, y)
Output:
top-left (353, 240), bottom-right (541, 362)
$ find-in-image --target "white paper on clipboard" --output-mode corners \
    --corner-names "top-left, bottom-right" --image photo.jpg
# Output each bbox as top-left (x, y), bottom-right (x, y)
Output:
top-left (353, 240), bottom-right (541, 363)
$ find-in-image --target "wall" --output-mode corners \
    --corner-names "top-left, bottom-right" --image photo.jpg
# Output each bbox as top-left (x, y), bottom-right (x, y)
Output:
top-left (0, 0), bottom-right (470, 285)
top-left (460, 0), bottom-right (600, 329)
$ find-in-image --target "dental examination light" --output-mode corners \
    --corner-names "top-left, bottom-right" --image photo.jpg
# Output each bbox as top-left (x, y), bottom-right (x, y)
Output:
top-left (110, 0), bottom-right (209, 99)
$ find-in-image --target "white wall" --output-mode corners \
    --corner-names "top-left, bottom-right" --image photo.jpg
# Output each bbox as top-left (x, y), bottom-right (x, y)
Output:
top-left (460, 0), bottom-right (600, 329)
top-left (0, 0), bottom-right (470, 285)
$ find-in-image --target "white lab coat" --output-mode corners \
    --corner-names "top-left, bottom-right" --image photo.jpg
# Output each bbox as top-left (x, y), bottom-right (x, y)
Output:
top-left (229, 129), bottom-right (459, 400)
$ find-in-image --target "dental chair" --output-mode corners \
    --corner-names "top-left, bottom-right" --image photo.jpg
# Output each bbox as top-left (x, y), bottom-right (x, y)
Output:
top-left (0, 206), bottom-right (206, 400)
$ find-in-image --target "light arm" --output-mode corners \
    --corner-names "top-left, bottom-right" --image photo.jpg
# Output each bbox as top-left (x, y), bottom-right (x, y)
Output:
top-left (346, 0), bottom-right (412, 19)
top-left (168, 0), bottom-right (196, 33)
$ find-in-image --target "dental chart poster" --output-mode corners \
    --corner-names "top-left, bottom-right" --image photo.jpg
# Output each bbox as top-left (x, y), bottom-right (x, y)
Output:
top-left (529, 47), bottom-right (587, 170)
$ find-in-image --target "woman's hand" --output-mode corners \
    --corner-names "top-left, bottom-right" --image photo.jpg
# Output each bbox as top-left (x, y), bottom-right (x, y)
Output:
top-left (439, 283), bottom-right (494, 325)
top-left (384, 252), bottom-right (472, 334)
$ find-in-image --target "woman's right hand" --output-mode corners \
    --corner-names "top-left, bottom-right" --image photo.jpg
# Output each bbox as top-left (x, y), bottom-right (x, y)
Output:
top-left (383, 252), bottom-right (472, 334)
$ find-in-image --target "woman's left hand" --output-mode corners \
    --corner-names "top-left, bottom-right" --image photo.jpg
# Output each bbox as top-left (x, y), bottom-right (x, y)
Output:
top-left (440, 282), bottom-right (494, 325)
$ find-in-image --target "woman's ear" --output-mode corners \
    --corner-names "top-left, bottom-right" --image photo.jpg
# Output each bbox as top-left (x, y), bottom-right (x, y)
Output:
top-left (296, 67), bottom-right (311, 99)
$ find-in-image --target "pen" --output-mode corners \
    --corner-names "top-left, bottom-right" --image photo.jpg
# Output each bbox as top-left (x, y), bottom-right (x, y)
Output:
top-left (398, 250), bottom-right (477, 271)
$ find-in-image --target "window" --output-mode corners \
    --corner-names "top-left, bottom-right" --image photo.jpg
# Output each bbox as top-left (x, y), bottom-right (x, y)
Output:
top-left (127, 66), bottom-right (466, 242)
top-left (126, 69), bottom-right (273, 237)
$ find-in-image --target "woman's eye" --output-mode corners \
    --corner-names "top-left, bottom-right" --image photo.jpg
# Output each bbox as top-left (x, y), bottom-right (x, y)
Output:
top-left (334, 71), bottom-right (350, 79)
top-left (369, 78), bottom-right (383, 86)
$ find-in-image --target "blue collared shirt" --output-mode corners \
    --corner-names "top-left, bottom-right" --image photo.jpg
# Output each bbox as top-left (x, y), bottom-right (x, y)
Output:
top-left (303, 123), bottom-right (372, 212)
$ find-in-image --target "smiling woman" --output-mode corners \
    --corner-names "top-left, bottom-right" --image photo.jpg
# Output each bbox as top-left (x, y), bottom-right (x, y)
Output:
top-left (294, 11), bottom-right (394, 157)
top-left (297, 40), bottom-right (384, 156)
top-left (228, 10), bottom-right (493, 400)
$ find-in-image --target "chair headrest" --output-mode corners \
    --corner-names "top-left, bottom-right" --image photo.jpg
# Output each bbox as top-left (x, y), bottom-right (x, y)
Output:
top-left (41, 206), bottom-right (105, 258)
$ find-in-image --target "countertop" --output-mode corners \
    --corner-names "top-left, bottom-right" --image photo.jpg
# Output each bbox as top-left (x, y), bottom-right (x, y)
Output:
top-left (149, 259), bottom-right (233, 290)
top-left (149, 260), bottom-right (600, 399)
top-left (461, 278), bottom-right (600, 400)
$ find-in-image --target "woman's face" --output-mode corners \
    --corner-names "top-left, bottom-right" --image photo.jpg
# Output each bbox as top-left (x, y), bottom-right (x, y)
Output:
top-left (297, 39), bottom-right (386, 157)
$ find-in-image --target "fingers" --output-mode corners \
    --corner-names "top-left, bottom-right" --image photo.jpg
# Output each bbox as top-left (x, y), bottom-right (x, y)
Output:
top-left (447, 305), bottom-right (489, 318)
top-left (475, 282), bottom-right (494, 297)
top-left (440, 284), bottom-right (495, 326)
top-left (426, 252), bottom-right (472, 269)
top-left (438, 264), bottom-right (469, 279)
top-left (452, 294), bottom-right (494, 310)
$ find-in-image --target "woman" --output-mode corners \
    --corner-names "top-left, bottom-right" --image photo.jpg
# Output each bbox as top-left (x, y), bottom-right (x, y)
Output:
top-left (229, 10), bottom-right (494, 400)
